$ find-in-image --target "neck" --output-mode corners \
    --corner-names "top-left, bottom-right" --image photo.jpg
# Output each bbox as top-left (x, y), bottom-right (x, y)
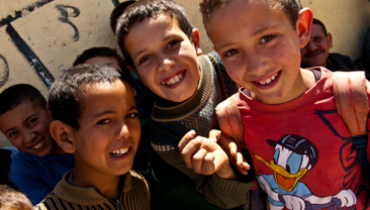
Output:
top-left (72, 163), bottom-right (121, 199)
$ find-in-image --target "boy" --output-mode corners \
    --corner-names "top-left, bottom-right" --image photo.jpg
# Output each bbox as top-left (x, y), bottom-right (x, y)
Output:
top-left (116, 0), bottom-right (253, 209)
top-left (0, 185), bottom-right (33, 210)
top-left (0, 84), bottom-right (75, 205)
top-left (72, 47), bottom-right (154, 120)
top-left (35, 64), bottom-right (150, 209)
top-left (199, 0), bottom-right (370, 209)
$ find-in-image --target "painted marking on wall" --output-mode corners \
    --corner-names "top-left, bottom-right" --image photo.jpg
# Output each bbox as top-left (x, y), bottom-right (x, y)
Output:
top-left (0, 55), bottom-right (9, 88)
top-left (0, 0), bottom-right (55, 28)
top-left (55, 4), bottom-right (81, 42)
top-left (112, 0), bottom-right (120, 7)
top-left (5, 22), bottom-right (54, 88)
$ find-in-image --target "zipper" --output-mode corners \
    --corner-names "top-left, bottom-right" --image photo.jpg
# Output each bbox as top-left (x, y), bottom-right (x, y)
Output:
top-left (115, 198), bottom-right (123, 210)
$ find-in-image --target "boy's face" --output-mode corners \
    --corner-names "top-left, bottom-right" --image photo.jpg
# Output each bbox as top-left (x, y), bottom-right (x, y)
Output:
top-left (71, 80), bottom-right (140, 176)
top-left (0, 102), bottom-right (55, 156)
top-left (125, 14), bottom-right (202, 102)
top-left (84, 56), bottom-right (122, 71)
top-left (300, 23), bottom-right (333, 68)
top-left (206, 0), bottom-right (308, 104)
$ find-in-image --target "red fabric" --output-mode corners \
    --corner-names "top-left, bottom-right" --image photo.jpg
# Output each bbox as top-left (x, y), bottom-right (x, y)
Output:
top-left (237, 68), bottom-right (370, 209)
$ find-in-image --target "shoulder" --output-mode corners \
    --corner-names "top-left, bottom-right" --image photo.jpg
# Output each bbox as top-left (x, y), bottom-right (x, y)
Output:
top-left (125, 170), bottom-right (150, 208)
top-left (329, 53), bottom-right (352, 62)
top-left (128, 170), bottom-right (150, 191)
top-left (11, 151), bottom-right (38, 171)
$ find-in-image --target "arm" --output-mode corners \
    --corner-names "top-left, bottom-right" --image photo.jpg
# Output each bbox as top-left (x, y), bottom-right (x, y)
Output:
top-left (152, 132), bottom-right (253, 209)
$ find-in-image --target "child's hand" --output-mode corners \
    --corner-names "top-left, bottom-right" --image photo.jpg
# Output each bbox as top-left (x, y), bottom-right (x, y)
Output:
top-left (217, 132), bottom-right (250, 175)
top-left (178, 130), bottom-right (236, 180)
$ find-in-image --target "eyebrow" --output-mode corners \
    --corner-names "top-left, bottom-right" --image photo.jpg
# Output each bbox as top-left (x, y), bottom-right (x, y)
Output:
top-left (252, 24), bottom-right (280, 37)
top-left (3, 113), bottom-right (36, 134)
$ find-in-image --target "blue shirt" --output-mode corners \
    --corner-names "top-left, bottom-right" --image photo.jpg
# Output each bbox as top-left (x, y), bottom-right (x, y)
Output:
top-left (10, 151), bottom-right (75, 205)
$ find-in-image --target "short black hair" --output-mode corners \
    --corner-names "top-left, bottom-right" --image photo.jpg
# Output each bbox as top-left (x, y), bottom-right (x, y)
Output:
top-left (110, 1), bottom-right (137, 34)
top-left (312, 18), bottom-right (327, 35)
top-left (73, 47), bottom-right (127, 71)
top-left (116, 0), bottom-right (194, 67)
top-left (0, 84), bottom-right (47, 116)
top-left (199, 0), bottom-right (302, 29)
top-left (48, 64), bottom-right (135, 130)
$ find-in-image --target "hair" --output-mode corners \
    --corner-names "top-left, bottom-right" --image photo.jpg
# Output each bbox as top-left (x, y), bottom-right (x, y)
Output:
top-left (110, 1), bottom-right (137, 34)
top-left (116, 0), bottom-right (194, 67)
top-left (0, 84), bottom-right (47, 116)
top-left (199, 0), bottom-right (302, 28)
top-left (48, 64), bottom-right (135, 130)
top-left (0, 185), bottom-right (33, 210)
top-left (312, 18), bottom-right (327, 35)
top-left (73, 47), bottom-right (127, 71)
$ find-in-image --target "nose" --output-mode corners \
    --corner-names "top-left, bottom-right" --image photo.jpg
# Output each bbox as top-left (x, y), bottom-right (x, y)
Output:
top-left (24, 129), bottom-right (36, 143)
top-left (115, 120), bottom-right (131, 139)
top-left (158, 53), bottom-right (175, 72)
top-left (307, 40), bottom-right (317, 52)
top-left (246, 50), bottom-right (266, 75)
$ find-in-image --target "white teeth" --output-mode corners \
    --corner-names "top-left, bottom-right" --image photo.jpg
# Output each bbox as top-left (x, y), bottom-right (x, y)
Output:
top-left (258, 72), bottom-right (279, 85)
top-left (32, 141), bottom-right (43, 149)
top-left (111, 147), bottom-right (129, 156)
top-left (162, 72), bottom-right (184, 86)
top-left (175, 75), bottom-right (180, 82)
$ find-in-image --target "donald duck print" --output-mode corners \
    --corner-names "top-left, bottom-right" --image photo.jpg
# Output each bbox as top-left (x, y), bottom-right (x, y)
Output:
top-left (256, 134), bottom-right (357, 210)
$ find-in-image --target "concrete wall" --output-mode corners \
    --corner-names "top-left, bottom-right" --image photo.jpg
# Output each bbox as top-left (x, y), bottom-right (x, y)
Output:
top-left (1, 0), bottom-right (370, 147)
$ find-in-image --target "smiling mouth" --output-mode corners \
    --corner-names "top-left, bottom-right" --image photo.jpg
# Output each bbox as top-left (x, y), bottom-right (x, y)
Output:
top-left (30, 139), bottom-right (45, 150)
top-left (305, 50), bottom-right (324, 58)
top-left (161, 70), bottom-right (185, 86)
top-left (110, 147), bottom-right (129, 157)
top-left (255, 71), bottom-right (279, 85)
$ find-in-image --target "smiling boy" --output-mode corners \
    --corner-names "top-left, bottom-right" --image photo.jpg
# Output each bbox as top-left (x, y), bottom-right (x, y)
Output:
top-left (35, 65), bottom-right (150, 210)
top-left (199, 0), bottom-right (370, 209)
top-left (116, 0), bottom-right (253, 209)
top-left (0, 84), bottom-right (74, 205)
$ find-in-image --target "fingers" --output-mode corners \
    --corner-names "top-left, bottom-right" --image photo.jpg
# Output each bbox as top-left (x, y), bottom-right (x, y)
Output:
top-left (192, 149), bottom-right (216, 175)
top-left (178, 130), bottom-right (196, 153)
top-left (180, 135), bottom-right (203, 169)
top-left (208, 129), bottom-right (221, 142)
top-left (236, 152), bottom-right (250, 175)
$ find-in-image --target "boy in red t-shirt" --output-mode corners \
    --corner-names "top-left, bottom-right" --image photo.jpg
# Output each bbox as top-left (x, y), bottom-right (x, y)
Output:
top-left (198, 0), bottom-right (370, 209)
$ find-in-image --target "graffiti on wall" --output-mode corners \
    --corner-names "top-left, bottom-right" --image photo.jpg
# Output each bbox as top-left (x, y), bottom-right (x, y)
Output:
top-left (0, 0), bottom-right (118, 89)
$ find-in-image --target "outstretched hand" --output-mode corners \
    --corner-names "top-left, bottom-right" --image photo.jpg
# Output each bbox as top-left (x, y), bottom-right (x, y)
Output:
top-left (178, 130), bottom-right (236, 180)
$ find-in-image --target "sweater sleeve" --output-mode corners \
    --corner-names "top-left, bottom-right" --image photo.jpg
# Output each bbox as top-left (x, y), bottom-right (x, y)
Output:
top-left (10, 153), bottom-right (51, 205)
top-left (154, 144), bottom-right (253, 209)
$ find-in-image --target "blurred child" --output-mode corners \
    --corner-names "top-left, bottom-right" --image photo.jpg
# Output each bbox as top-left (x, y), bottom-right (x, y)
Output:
top-left (116, 0), bottom-right (253, 209)
top-left (199, 0), bottom-right (370, 209)
top-left (0, 84), bottom-right (74, 205)
top-left (0, 185), bottom-right (33, 210)
top-left (35, 64), bottom-right (150, 209)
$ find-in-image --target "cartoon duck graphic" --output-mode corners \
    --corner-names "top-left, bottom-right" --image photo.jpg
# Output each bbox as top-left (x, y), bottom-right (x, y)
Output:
top-left (256, 134), bottom-right (357, 210)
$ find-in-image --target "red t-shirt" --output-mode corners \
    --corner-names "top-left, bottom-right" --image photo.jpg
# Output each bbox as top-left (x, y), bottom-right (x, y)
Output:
top-left (237, 68), bottom-right (370, 209)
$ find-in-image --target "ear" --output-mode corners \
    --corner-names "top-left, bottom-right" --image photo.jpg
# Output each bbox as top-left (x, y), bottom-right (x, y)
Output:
top-left (296, 8), bottom-right (313, 48)
top-left (49, 120), bottom-right (76, 154)
top-left (327, 32), bottom-right (333, 48)
top-left (191, 29), bottom-right (202, 56)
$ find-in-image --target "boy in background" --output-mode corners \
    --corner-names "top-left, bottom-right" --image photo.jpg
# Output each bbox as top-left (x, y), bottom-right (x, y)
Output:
top-left (0, 84), bottom-right (74, 205)
top-left (199, 0), bottom-right (370, 209)
top-left (116, 0), bottom-right (253, 209)
top-left (35, 64), bottom-right (150, 209)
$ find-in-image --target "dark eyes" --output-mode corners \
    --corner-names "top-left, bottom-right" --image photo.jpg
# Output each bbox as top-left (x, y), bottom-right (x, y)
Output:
top-left (8, 131), bottom-right (18, 138)
top-left (224, 49), bottom-right (239, 57)
top-left (97, 113), bottom-right (138, 125)
top-left (167, 40), bottom-right (180, 48)
top-left (126, 113), bottom-right (138, 119)
top-left (260, 35), bottom-right (275, 44)
top-left (138, 55), bottom-right (152, 65)
top-left (97, 119), bottom-right (112, 125)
